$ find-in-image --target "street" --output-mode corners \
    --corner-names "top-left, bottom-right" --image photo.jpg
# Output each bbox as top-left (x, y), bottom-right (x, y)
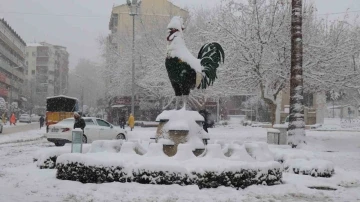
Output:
top-left (2, 122), bottom-right (40, 135)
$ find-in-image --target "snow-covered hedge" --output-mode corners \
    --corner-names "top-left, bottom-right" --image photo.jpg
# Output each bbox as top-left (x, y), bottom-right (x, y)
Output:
top-left (33, 146), bottom-right (92, 169)
top-left (55, 150), bottom-right (283, 189)
top-left (284, 159), bottom-right (335, 177)
top-left (268, 146), bottom-right (335, 177)
top-left (34, 141), bottom-right (121, 169)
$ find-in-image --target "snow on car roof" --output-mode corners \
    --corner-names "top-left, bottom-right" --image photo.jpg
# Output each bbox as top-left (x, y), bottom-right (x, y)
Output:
top-left (46, 95), bottom-right (78, 100)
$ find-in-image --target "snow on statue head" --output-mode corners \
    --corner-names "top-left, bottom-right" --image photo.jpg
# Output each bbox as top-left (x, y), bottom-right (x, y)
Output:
top-left (167, 16), bottom-right (185, 42)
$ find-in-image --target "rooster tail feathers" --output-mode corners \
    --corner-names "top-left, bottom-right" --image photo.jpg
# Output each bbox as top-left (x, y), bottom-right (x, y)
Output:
top-left (197, 42), bottom-right (225, 89)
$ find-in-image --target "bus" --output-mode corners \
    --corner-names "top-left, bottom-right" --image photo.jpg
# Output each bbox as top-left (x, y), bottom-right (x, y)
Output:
top-left (46, 95), bottom-right (79, 132)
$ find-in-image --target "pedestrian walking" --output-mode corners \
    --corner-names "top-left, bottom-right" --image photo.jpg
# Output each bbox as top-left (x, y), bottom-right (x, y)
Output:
top-left (119, 115), bottom-right (126, 129)
top-left (128, 113), bottom-right (135, 131)
top-left (2, 113), bottom-right (6, 125)
top-left (39, 115), bottom-right (45, 129)
top-left (10, 113), bottom-right (16, 126)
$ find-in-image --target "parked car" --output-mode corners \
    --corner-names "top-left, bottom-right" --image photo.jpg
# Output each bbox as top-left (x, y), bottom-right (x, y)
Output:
top-left (46, 117), bottom-right (127, 146)
top-left (19, 114), bottom-right (31, 123)
top-left (0, 122), bottom-right (3, 133)
top-left (31, 114), bottom-right (41, 122)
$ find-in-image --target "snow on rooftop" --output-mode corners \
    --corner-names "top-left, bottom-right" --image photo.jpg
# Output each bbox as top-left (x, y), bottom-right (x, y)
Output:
top-left (26, 43), bottom-right (43, 47)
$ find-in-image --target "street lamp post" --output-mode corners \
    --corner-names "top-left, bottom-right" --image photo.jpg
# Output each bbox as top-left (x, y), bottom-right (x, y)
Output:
top-left (73, 74), bottom-right (85, 111)
top-left (126, 0), bottom-right (141, 116)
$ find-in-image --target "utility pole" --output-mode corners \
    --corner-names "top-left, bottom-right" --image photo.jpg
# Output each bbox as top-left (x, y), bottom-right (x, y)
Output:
top-left (288, 0), bottom-right (306, 148)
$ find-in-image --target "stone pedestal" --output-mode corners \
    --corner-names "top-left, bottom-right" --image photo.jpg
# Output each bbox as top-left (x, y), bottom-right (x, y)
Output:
top-left (267, 128), bottom-right (281, 145)
top-left (273, 124), bottom-right (288, 145)
top-left (154, 109), bottom-right (206, 157)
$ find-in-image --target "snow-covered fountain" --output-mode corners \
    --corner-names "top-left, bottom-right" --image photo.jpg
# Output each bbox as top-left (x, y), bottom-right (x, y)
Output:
top-left (155, 108), bottom-right (209, 156)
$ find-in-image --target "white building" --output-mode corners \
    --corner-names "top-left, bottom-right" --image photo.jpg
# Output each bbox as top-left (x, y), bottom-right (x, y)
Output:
top-left (25, 42), bottom-right (69, 106)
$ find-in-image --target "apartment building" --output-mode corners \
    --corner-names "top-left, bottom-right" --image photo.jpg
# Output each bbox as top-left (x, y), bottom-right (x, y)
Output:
top-left (25, 42), bottom-right (69, 106)
top-left (106, 0), bottom-right (188, 122)
top-left (109, 0), bottom-right (188, 35)
top-left (0, 18), bottom-right (26, 105)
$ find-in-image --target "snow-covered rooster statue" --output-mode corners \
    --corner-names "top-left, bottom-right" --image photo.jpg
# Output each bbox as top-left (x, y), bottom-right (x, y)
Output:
top-left (166, 16), bottom-right (225, 109)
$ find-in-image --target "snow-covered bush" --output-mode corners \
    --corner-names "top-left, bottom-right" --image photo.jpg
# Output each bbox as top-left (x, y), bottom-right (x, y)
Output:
top-left (268, 147), bottom-right (335, 177)
top-left (34, 147), bottom-right (78, 169)
top-left (55, 152), bottom-right (283, 189)
top-left (284, 159), bottom-right (335, 178)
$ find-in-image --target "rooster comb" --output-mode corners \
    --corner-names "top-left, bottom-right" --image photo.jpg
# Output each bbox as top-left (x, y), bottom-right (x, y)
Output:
top-left (167, 16), bottom-right (185, 31)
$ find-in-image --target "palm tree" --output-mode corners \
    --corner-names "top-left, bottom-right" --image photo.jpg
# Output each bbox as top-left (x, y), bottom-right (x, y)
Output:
top-left (288, 0), bottom-right (306, 148)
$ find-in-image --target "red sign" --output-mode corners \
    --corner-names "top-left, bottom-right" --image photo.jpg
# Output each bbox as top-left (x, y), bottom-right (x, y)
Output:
top-left (0, 73), bottom-right (6, 83)
top-left (0, 88), bottom-right (8, 97)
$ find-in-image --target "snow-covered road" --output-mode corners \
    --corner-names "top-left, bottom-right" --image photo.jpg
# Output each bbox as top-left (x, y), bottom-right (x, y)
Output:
top-left (0, 126), bottom-right (359, 202)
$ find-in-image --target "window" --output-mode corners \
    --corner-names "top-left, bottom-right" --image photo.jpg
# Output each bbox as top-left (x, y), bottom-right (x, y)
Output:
top-left (96, 119), bottom-right (110, 127)
top-left (84, 119), bottom-right (95, 125)
top-left (31, 70), bottom-right (35, 75)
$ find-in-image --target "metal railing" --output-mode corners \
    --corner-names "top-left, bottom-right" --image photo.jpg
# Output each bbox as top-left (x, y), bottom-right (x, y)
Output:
top-left (0, 44), bottom-right (23, 67)
top-left (0, 59), bottom-right (25, 80)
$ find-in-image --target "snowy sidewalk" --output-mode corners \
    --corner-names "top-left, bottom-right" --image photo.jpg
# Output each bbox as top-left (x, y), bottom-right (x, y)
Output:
top-left (0, 127), bottom-right (46, 145)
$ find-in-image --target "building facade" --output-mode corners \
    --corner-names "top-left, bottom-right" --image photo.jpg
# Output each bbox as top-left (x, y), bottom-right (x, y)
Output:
top-left (0, 18), bottom-right (26, 106)
top-left (106, 0), bottom-right (188, 122)
top-left (25, 42), bottom-right (69, 106)
top-left (109, 0), bottom-right (188, 35)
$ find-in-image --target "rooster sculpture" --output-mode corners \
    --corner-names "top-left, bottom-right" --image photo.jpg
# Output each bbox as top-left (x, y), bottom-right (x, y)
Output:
top-left (166, 16), bottom-right (225, 109)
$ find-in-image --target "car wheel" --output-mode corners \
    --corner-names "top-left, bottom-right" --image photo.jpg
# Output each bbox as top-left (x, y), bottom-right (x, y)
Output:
top-left (82, 135), bottom-right (87, 143)
top-left (116, 133), bottom-right (126, 140)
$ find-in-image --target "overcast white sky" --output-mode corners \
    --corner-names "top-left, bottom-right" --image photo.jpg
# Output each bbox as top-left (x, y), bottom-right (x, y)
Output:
top-left (1, 0), bottom-right (359, 69)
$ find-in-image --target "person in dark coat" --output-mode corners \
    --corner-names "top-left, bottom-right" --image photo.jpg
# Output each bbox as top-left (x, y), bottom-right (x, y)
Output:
top-left (73, 112), bottom-right (86, 131)
top-left (199, 109), bottom-right (209, 133)
top-left (119, 115), bottom-right (126, 129)
top-left (39, 115), bottom-right (45, 129)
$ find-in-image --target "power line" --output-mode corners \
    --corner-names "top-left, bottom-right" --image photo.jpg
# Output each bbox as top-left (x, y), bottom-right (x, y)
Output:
top-left (318, 9), bottom-right (360, 16)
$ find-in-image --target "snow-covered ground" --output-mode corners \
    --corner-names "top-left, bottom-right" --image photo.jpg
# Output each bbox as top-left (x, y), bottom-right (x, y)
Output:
top-left (3, 122), bottom-right (36, 128)
top-left (0, 125), bottom-right (359, 202)
top-left (0, 127), bottom-right (45, 145)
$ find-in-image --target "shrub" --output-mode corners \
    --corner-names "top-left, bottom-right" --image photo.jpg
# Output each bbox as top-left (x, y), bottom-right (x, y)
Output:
top-left (56, 161), bottom-right (282, 189)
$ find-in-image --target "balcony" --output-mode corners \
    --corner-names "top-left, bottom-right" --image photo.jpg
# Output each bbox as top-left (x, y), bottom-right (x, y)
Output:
top-left (36, 60), bottom-right (48, 66)
top-left (0, 44), bottom-right (23, 67)
top-left (36, 75), bottom-right (48, 84)
top-left (0, 59), bottom-right (25, 80)
top-left (0, 32), bottom-right (24, 58)
top-left (37, 52), bottom-right (49, 57)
